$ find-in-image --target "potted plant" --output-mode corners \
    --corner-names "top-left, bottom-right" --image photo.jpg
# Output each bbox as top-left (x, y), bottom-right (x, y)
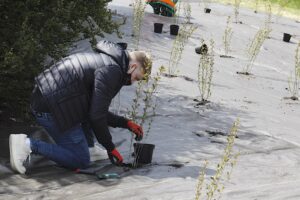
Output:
top-left (204, 8), bottom-right (211, 13)
top-left (283, 33), bottom-right (292, 42)
top-left (169, 1), bottom-right (181, 36)
top-left (154, 22), bottom-right (164, 33)
top-left (133, 143), bottom-right (155, 165)
top-left (203, 0), bottom-right (211, 13)
top-left (170, 24), bottom-right (179, 35)
top-left (195, 44), bottom-right (208, 55)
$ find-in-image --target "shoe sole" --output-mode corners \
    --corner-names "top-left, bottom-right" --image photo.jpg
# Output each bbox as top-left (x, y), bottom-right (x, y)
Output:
top-left (90, 155), bottom-right (108, 162)
top-left (9, 134), bottom-right (17, 172)
top-left (9, 134), bottom-right (25, 174)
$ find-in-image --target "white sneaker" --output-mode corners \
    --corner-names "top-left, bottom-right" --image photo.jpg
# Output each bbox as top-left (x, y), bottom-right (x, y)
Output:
top-left (89, 144), bottom-right (108, 162)
top-left (9, 134), bottom-right (32, 174)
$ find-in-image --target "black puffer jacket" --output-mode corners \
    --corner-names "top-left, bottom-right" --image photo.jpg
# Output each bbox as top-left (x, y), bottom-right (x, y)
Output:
top-left (32, 40), bottom-right (131, 151)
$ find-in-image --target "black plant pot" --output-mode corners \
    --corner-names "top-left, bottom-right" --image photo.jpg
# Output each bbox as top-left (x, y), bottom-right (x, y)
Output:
top-left (195, 44), bottom-right (208, 55)
top-left (117, 42), bottom-right (128, 50)
top-left (204, 8), bottom-right (211, 13)
top-left (283, 33), bottom-right (292, 42)
top-left (134, 143), bottom-right (155, 165)
top-left (170, 24), bottom-right (179, 36)
top-left (154, 23), bottom-right (163, 33)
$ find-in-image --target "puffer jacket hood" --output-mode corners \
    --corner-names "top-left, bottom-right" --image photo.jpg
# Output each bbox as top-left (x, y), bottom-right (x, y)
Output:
top-left (95, 40), bottom-right (130, 75)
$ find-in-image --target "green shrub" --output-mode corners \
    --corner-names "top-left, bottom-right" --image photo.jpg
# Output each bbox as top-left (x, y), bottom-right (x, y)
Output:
top-left (197, 39), bottom-right (215, 103)
top-left (195, 119), bottom-right (240, 200)
top-left (132, 0), bottom-right (146, 49)
top-left (168, 2), bottom-right (197, 76)
top-left (128, 66), bottom-right (165, 165)
top-left (0, 0), bottom-right (120, 119)
top-left (287, 41), bottom-right (300, 100)
top-left (242, 27), bottom-right (271, 74)
top-left (223, 16), bottom-right (233, 56)
top-left (234, 0), bottom-right (242, 23)
top-left (168, 24), bottom-right (197, 76)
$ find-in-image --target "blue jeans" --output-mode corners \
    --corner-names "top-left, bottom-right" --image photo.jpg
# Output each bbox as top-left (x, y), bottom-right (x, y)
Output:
top-left (81, 122), bottom-right (95, 148)
top-left (30, 111), bottom-right (90, 169)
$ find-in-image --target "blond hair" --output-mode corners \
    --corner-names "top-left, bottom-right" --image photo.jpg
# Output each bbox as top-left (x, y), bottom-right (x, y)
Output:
top-left (129, 51), bottom-right (152, 75)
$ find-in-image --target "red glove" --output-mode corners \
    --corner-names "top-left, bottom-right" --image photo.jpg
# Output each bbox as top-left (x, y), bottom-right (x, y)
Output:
top-left (108, 148), bottom-right (123, 165)
top-left (127, 120), bottom-right (144, 141)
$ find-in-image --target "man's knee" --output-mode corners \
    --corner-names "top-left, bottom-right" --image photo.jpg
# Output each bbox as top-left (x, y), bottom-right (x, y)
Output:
top-left (68, 153), bottom-right (90, 169)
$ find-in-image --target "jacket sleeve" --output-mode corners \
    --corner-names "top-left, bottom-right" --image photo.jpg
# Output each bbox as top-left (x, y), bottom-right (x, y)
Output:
top-left (89, 66), bottom-right (122, 152)
top-left (107, 112), bottom-right (128, 128)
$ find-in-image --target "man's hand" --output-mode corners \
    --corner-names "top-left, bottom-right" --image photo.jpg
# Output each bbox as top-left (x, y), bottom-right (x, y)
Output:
top-left (108, 148), bottom-right (123, 165)
top-left (127, 120), bottom-right (143, 141)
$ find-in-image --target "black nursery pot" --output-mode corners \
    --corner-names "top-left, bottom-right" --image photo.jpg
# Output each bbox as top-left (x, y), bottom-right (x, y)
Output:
top-left (134, 143), bottom-right (155, 165)
top-left (154, 23), bottom-right (163, 33)
top-left (204, 8), bottom-right (211, 13)
top-left (195, 44), bottom-right (208, 55)
top-left (283, 33), bottom-right (292, 42)
top-left (117, 42), bottom-right (128, 50)
top-left (170, 24), bottom-right (179, 36)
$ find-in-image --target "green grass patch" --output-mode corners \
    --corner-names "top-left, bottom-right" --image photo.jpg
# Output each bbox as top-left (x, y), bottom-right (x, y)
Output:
top-left (269, 0), bottom-right (300, 10)
top-left (216, 0), bottom-right (300, 20)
